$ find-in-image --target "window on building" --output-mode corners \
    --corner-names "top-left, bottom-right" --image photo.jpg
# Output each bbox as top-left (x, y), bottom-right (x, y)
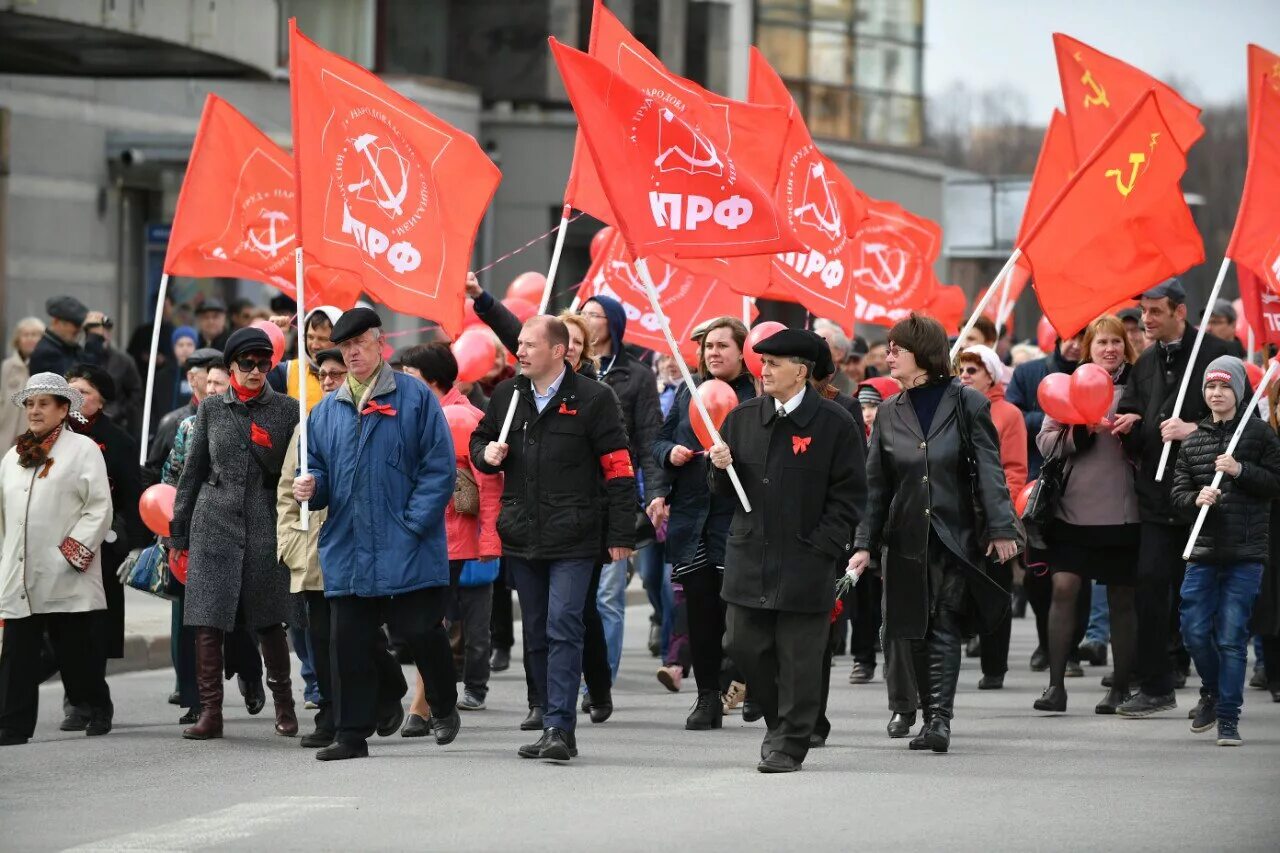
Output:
top-left (685, 1), bottom-right (731, 93)
top-left (279, 0), bottom-right (376, 69)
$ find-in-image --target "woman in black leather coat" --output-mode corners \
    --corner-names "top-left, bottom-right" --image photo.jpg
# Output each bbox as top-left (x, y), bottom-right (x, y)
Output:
top-left (850, 315), bottom-right (1020, 753)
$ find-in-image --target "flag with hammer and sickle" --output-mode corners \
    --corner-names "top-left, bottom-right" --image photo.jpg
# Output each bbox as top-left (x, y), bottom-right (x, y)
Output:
top-left (1228, 59), bottom-right (1280, 292)
top-left (1247, 43), bottom-right (1280, 134)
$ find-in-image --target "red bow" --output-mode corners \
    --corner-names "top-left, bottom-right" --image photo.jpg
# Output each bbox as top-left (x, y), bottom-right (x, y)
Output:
top-left (558, 402), bottom-right (578, 415)
top-left (250, 422), bottom-right (272, 449)
top-left (792, 435), bottom-right (812, 456)
top-left (362, 401), bottom-right (398, 417)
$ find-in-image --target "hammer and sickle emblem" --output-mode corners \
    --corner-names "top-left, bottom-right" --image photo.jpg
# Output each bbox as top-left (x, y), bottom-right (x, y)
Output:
top-left (1105, 153), bottom-right (1146, 197)
top-left (1080, 70), bottom-right (1109, 108)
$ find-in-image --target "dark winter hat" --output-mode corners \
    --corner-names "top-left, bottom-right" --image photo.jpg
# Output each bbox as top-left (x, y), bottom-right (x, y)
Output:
top-left (46, 295), bottom-right (89, 326)
top-left (195, 297), bottom-right (228, 315)
top-left (1117, 306), bottom-right (1142, 323)
top-left (1202, 355), bottom-right (1247, 404)
top-left (1141, 278), bottom-right (1185, 305)
top-left (753, 328), bottom-right (824, 364)
top-left (1210, 299), bottom-right (1236, 323)
top-left (185, 348), bottom-right (223, 370)
top-left (223, 327), bottom-right (273, 365)
top-left (329, 307), bottom-right (382, 344)
top-left (65, 363), bottom-right (117, 403)
top-left (314, 348), bottom-right (344, 368)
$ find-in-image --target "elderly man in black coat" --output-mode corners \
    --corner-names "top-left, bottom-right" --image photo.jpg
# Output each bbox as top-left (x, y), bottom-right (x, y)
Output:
top-left (29, 296), bottom-right (105, 377)
top-left (708, 329), bottom-right (865, 773)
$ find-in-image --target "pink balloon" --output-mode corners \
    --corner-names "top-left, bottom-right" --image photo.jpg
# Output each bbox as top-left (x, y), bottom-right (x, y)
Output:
top-left (139, 483), bottom-right (176, 538)
top-left (1068, 363), bottom-right (1113, 424)
top-left (1036, 316), bottom-right (1057, 355)
top-left (507, 272), bottom-right (546, 305)
top-left (1037, 372), bottom-right (1085, 424)
top-left (452, 328), bottom-right (497, 384)
top-left (690, 379), bottom-right (738, 450)
top-left (251, 319), bottom-right (287, 368)
top-left (502, 297), bottom-right (538, 324)
top-left (744, 321), bottom-right (787, 377)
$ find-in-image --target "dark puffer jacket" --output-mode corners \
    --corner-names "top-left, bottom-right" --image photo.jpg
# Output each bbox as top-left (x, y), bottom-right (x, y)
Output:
top-left (1171, 414), bottom-right (1280, 564)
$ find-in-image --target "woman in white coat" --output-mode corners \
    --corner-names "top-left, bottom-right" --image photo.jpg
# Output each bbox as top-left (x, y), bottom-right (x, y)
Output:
top-left (0, 372), bottom-right (114, 746)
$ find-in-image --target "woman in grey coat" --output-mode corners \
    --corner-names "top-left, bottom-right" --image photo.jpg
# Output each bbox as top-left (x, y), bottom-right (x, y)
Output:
top-left (169, 327), bottom-right (300, 741)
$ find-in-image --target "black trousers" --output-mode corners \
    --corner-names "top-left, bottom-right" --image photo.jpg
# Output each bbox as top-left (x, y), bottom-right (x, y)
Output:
top-left (725, 604), bottom-right (829, 763)
top-left (305, 591), bottom-right (406, 734)
top-left (0, 612), bottom-right (111, 738)
top-left (682, 566), bottom-right (728, 694)
top-left (331, 587), bottom-right (454, 745)
top-left (980, 560), bottom-right (1014, 677)
top-left (815, 621), bottom-right (838, 739)
top-left (1135, 522), bottom-right (1188, 696)
top-left (491, 558), bottom-right (515, 651)
top-left (884, 636), bottom-right (919, 713)
top-left (850, 574), bottom-right (883, 667)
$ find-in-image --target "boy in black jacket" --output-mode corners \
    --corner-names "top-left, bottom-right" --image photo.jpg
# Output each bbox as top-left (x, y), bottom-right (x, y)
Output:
top-left (1170, 356), bottom-right (1280, 746)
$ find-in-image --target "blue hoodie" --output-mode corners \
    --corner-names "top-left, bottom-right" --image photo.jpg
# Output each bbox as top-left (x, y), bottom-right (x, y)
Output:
top-left (586, 295), bottom-right (628, 375)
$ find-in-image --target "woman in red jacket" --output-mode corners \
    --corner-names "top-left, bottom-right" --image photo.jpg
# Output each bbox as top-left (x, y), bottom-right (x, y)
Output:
top-left (398, 343), bottom-right (502, 733)
top-left (956, 344), bottom-right (1027, 690)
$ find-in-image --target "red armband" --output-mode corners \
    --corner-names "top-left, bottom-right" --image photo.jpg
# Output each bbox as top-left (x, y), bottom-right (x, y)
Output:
top-left (600, 449), bottom-right (634, 481)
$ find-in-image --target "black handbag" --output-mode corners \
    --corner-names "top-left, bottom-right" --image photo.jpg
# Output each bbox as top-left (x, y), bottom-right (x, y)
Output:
top-left (1021, 429), bottom-right (1071, 550)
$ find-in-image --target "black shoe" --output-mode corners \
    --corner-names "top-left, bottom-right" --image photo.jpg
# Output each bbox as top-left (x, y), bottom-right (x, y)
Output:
top-left (457, 690), bottom-right (487, 712)
top-left (539, 727), bottom-right (577, 761)
top-left (964, 637), bottom-right (981, 658)
top-left (887, 711), bottom-right (916, 738)
top-left (518, 730), bottom-right (551, 759)
top-left (742, 700), bottom-right (765, 723)
top-left (1078, 640), bottom-right (1108, 667)
top-left (240, 676), bottom-right (266, 716)
top-left (1248, 667), bottom-right (1267, 689)
top-left (1034, 685), bottom-right (1067, 713)
top-left (1190, 696), bottom-right (1218, 733)
top-left (1101, 672), bottom-right (1114, 688)
top-left (648, 621), bottom-right (661, 658)
top-left (1216, 720), bottom-right (1242, 746)
top-left (580, 694), bottom-right (592, 714)
top-left (179, 708), bottom-right (200, 725)
top-left (316, 740), bottom-right (368, 761)
top-left (808, 733), bottom-right (827, 748)
top-left (978, 674), bottom-right (1004, 690)
top-left (1064, 659), bottom-right (1084, 678)
top-left (167, 691), bottom-right (181, 706)
top-left (300, 728), bottom-right (335, 748)
top-left (1271, 688), bottom-right (1280, 703)
top-left (909, 718), bottom-right (950, 753)
top-left (520, 706), bottom-right (544, 731)
top-left (85, 707), bottom-right (113, 737)
top-left (430, 710), bottom-right (461, 745)
top-left (685, 690), bottom-right (723, 731)
top-left (1095, 687), bottom-right (1132, 715)
top-left (376, 700), bottom-right (405, 738)
top-left (1172, 669), bottom-right (1188, 690)
top-left (848, 661), bottom-right (875, 684)
top-left (1117, 690), bottom-right (1177, 717)
top-left (59, 711), bottom-right (89, 732)
top-left (400, 713), bottom-right (431, 738)
top-left (589, 700), bottom-right (613, 724)
top-left (0, 731), bottom-right (29, 746)
top-left (1029, 647), bottom-right (1048, 672)
top-left (490, 647), bottom-right (511, 673)
top-left (756, 751), bottom-right (801, 773)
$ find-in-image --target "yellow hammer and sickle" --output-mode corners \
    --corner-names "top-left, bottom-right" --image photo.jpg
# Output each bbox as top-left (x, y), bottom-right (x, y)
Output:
top-left (1105, 153), bottom-right (1146, 197)
top-left (1080, 70), bottom-right (1110, 108)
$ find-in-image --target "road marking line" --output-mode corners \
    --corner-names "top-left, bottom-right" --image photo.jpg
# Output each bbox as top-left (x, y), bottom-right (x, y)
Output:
top-left (62, 796), bottom-right (355, 852)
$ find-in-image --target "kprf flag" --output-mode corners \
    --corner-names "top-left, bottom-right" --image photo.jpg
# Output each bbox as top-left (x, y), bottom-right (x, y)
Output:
top-left (747, 48), bottom-right (868, 335)
top-left (564, 0), bottom-right (791, 232)
top-left (289, 20), bottom-right (500, 336)
top-left (1237, 266), bottom-right (1280, 346)
top-left (922, 284), bottom-right (967, 333)
top-left (1228, 70), bottom-right (1280, 292)
top-left (1248, 44), bottom-right (1280, 131)
top-left (1021, 91), bottom-right (1204, 339)
top-left (850, 196), bottom-right (943, 329)
top-left (1054, 33), bottom-right (1204, 156)
top-left (549, 39), bottom-right (798, 261)
top-left (575, 228), bottom-right (756, 362)
top-left (163, 94), bottom-right (360, 308)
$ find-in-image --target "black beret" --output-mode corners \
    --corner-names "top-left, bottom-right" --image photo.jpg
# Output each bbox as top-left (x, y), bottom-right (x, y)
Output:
top-left (46, 295), bottom-right (89, 326)
top-left (185, 347), bottom-right (223, 370)
top-left (330, 307), bottom-right (382, 344)
top-left (813, 333), bottom-right (836, 381)
top-left (754, 328), bottom-right (824, 364)
top-left (1141, 278), bottom-right (1185, 304)
top-left (314, 347), bottom-right (344, 367)
top-left (1116, 306), bottom-right (1142, 322)
top-left (195, 297), bottom-right (227, 315)
top-left (223, 327), bottom-right (273, 364)
top-left (65, 363), bottom-right (117, 402)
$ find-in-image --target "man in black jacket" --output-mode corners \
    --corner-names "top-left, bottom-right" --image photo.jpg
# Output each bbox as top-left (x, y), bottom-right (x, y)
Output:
top-left (472, 315), bottom-right (637, 762)
top-left (1113, 278), bottom-right (1231, 718)
top-left (29, 296), bottom-right (106, 376)
top-left (708, 329), bottom-right (865, 773)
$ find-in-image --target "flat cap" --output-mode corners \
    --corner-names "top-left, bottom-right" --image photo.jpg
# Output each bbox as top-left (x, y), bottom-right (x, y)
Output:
top-left (753, 328), bottom-right (824, 364)
top-left (185, 347), bottom-right (223, 370)
top-left (46, 295), bottom-right (89, 326)
top-left (195, 297), bottom-right (227, 315)
top-left (1116, 306), bottom-right (1142, 322)
top-left (330, 307), bottom-right (382, 344)
top-left (1141, 278), bottom-right (1185, 304)
top-left (223, 327), bottom-right (273, 364)
top-left (1211, 298), bottom-right (1236, 322)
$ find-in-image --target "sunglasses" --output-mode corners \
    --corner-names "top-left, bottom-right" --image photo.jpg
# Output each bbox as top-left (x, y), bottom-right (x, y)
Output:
top-left (957, 365), bottom-right (983, 376)
top-left (234, 356), bottom-right (273, 374)
top-left (318, 369), bottom-right (348, 381)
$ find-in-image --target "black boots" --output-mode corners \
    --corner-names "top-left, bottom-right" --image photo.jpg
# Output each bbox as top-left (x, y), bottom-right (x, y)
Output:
top-left (886, 711), bottom-right (916, 738)
top-left (183, 628), bottom-right (225, 740)
top-left (685, 690), bottom-right (723, 731)
top-left (909, 619), bottom-right (960, 754)
top-left (258, 626), bottom-right (298, 737)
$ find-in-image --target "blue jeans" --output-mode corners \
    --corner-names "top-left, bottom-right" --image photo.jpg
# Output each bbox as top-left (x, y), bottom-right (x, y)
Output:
top-left (1180, 562), bottom-right (1265, 724)
top-left (635, 541), bottom-right (666, 623)
top-left (597, 554), bottom-right (632, 682)
top-left (1085, 581), bottom-right (1110, 645)
top-left (290, 625), bottom-right (320, 704)
top-left (508, 556), bottom-right (595, 733)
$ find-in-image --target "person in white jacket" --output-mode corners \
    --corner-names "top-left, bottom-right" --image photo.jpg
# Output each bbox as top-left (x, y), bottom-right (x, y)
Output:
top-left (0, 372), bottom-right (113, 746)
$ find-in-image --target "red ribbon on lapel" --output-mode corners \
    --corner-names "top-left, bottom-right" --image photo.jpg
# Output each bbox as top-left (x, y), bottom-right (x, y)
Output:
top-left (250, 422), bottom-right (273, 449)
top-left (362, 401), bottom-right (398, 417)
top-left (792, 435), bottom-right (812, 456)
top-left (558, 402), bottom-right (578, 415)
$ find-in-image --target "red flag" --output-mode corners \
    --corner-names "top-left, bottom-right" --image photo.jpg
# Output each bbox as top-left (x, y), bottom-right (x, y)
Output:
top-left (289, 20), bottom-right (500, 336)
top-left (1238, 266), bottom-right (1280, 347)
top-left (747, 48), bottom-right (868, 334)
top-left (574, 228), bottom-right (756, 362)
top-left (564, 1), bottom-right (791, 229)
top-left (1054, 33), bottom-right (1203, 156)
top-left (549, 38), bottom-right (797, 261)
top-left (1227, 75), bottom-right (1280, 290)
top-left (1022, 92), bottom-right (1205, 339)
top-left (921, 284), bottom-right (967, 333)
top-left (849, 197), bottom-right (943, 329)
top-left (1248, 44), bottom-right (1280, 131)
top-left (162, 94), bottom-right (359, 307)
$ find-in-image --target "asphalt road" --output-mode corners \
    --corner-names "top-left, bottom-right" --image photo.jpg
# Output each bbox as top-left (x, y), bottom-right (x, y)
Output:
top-left (3, 602), bottom-right (1278, 852)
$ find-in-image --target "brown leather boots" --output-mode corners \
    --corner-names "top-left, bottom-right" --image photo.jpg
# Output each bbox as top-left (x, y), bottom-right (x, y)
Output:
top-left (182, 627), bottom-right (224, 740)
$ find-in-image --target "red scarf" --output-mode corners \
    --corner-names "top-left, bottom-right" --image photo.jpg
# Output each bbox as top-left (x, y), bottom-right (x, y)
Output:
top-left (228, 376), bottom-right (272, 448)
top-left (229, 374), bottom-right (261, 403)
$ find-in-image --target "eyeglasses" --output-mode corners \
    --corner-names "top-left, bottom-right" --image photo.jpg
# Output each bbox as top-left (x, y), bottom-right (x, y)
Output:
top-left (886, 344), bottom-right (909, 357)
top-left (579, 311), bottom-right (607, 321)
top-left (318, 369), bottom-right (348, 381)
top-left (234, 356), bottom-right (273, 374)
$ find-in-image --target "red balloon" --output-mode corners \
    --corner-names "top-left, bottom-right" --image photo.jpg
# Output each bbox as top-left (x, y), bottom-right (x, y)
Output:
top-left (452, 329), bottom-right (498, 384)
top-left (1245, 360), bottom-right (1264, 391)
top-left (1015, 480), bottom-right (1036, 516)
top-left (1036, 316), bottom-right (1057, 355)
top-left (590, 226), bottom-right (615, 261)
top-left (502, 297), bottom-right (538, 325)
top-left (251, 319), bottom-right (287, 368)
top-left (507, 272), bottom-right (546, 305)
top-left (1069, 363), bottom-right (1113, 424)
top-left (689, 379), bottom-right (739, 450)
top-left (139, 484), bottom-right (176, 538)
top-left (744, 321), bottom-right (787, 377)
top-left (1037, 372), bottom-right (1085, 424)
top-left (442, 404), bottom-right (482, 459)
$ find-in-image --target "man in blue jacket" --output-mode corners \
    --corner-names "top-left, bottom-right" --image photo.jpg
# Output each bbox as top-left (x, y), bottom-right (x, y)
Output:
top-left (293, 307), bottom-right (458, 762)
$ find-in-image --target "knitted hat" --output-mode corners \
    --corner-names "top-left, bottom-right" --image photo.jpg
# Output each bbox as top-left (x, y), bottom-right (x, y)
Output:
top-left (172, 326), bottom-right (197, 348)
top-left (1203, 355), bottom-right (1247, 405)
top-left (960, 345), bottom-right (1005, 387)
top-left (858, 377), bottom-right (901, 407)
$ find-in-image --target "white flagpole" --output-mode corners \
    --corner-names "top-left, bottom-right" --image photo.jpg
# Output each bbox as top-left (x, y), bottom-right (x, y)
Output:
top-left (295, 248), bottom-right (310, 531)
top-left (1182, 360), bottom-right (1279, 560)
top-left (537, 203), bottom-right (573, 315)
top-left (993, 262), bottom-right (1015, 338)
top-left (742, 295), bottom-right (752, 326)
top-left (1156, 256), bottom-right (1233, 482)
top-left (636, 257), bottom-right (751, 513)
top-left (138, 273), bottom-right (169, 465)
top-left (951, 249), bottom-right (1021, 360)
top-left (1247, 325), bottom-right (1256, 364)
